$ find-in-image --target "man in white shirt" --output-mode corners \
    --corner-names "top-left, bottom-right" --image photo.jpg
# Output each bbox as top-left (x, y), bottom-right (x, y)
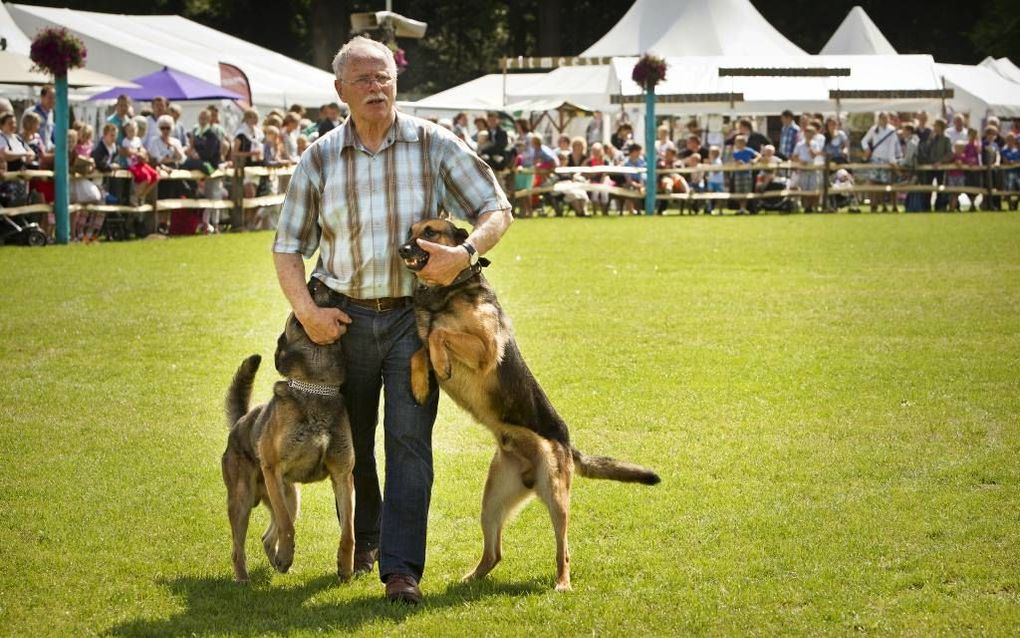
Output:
top-left (861, 111), bottom-right (903, 211)
top-left (946, 113), bottom-right (969, 146)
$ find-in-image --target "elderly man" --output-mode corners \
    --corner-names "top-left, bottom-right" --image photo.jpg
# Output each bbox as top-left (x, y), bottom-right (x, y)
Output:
top-left (273, 36), bottom-right (512, 605)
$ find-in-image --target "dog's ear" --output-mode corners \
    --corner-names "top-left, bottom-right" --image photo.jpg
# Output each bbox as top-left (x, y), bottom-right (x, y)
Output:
top-left (454, 227), bottom-right (469, 243)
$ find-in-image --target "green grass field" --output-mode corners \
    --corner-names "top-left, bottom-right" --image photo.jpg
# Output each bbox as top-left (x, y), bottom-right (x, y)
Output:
top-left (2, 214), bottom-right (1019, 636)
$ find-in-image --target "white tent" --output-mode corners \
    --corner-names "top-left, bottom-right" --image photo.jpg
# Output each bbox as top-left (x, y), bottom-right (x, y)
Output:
top-left (938, 63), bottom-right (1020, 118)
top-left (0, 1), bottom-right (31, 54)
top-left (399, 73), bottom-right (542, 116)
top-left (612, 55), bottom-right (945, 115)
top-left (820, 6), bottom-right (897, 55)
top-left (5, 3), bottom-right (338, 109)
top-left (581, 0), bottom-right (806, 57)
top-left (979, 57), bottom-right (1020, 85)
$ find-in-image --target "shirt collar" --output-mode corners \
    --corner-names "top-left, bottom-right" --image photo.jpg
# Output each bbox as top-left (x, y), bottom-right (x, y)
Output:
top-left (340, 111), bottom-right (420, 153)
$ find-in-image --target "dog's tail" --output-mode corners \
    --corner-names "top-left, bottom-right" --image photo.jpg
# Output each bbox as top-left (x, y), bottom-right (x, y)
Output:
top-left (571, 447), bottom-right (661, 485)
top-left (226, 354), bottom-right (261, 427)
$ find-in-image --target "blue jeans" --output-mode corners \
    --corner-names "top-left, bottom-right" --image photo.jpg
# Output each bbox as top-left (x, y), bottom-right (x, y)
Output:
top-left (314, 283), bottom-right (439, 583)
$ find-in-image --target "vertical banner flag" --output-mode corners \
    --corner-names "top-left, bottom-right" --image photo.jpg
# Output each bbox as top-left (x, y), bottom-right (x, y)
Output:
top-left (219, 62), bottom-right (252, 108)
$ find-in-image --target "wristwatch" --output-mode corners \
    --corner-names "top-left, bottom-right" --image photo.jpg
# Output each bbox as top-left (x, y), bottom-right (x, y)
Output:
top-left (462, 241), bottom-right (479, 266)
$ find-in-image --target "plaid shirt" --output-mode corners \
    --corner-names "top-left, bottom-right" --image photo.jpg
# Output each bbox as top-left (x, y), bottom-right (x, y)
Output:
top-left (273, 112), bottom-right (510, 299)
top-left (779, 123), bottom-right (800, 159)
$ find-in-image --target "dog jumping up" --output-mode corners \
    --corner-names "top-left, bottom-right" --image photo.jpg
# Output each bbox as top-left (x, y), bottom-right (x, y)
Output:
top-left (399, 218), bottom-right (661, 592)
top-left (221, 312), bottom-right (355, 583)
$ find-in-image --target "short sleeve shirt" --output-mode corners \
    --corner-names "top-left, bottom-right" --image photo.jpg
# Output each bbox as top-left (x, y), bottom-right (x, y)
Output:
top-left (273, 112), bottom-right (510, 299)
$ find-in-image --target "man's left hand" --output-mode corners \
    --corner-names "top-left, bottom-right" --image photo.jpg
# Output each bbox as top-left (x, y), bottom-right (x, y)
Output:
top-left (416, 238), bottom-right (470, 286)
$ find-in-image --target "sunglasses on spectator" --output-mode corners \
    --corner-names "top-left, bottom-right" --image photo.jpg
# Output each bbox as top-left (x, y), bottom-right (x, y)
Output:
top-left (159, 126), bottom-right (171, 130)
top-left (341, 73), bottom-right (394, 88)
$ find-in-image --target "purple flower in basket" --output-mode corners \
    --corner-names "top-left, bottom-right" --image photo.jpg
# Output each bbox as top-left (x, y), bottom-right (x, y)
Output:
top-left (29, 27), bottom-right (87, 77)
top-left (632, 54), bottom-right (668, 91)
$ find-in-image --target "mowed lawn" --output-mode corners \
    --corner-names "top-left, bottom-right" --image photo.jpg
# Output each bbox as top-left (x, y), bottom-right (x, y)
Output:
top-left (1, 213), bottom-right (1019, 637)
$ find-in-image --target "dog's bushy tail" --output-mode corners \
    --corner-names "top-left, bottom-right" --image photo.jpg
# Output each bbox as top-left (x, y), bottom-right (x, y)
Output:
top-left (571, 447), bottom-right (661, 485)
top-left (226, 354), bottom-right (261, 427)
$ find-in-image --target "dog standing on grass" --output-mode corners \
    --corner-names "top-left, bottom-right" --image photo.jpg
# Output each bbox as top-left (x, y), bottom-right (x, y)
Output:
top-left (400, 218), bottom-right (661, 592)
top-left (221, 313), bottom-right (355, 583)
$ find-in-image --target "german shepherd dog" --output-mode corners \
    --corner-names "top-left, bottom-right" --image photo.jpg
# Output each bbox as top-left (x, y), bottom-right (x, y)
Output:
top-left (398, 218), bottom-right (660, 592)
top-left (221, 311), bottom-right (355, 583)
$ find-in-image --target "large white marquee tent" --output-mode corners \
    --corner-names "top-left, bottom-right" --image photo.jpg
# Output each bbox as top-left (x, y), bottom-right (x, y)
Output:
top-left (4, 2), bottom-right (338, 109)
top-left (819, 6), bottom-right (897, 56)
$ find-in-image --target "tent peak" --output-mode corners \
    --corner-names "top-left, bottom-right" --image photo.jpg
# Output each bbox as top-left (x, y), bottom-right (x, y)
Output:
top-left (820, 5), bottom-right (897, 55)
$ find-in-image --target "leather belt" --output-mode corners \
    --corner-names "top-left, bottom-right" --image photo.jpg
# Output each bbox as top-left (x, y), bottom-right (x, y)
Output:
top-left (341, 294), bottom-right (411, 312)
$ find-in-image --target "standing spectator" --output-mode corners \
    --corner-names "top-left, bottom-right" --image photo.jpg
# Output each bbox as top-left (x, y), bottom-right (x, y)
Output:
top-left (792, 125), bottom-right (824, 212)
top-left (480, 111), bottom-right (510, 171)
top-left (981, 125), bottom-right (1002, 210)
top-left (611, 123), bottom-right (633, 150)
top-left (280, 112), bottom-right (301, 162)
top-left (585, 110), bottom-right (603, 147)
top-left (915, 111), bottom-right (932, 144)
top-left (106, 95), bottom-right (133, 145)
top-left (961, 128), bottom-right (983, 203)
top-left (472, 116), bottom-right (489, 144)
top-left (778, 109), bottom-right (800, 159)
top-left (899, 122), bottom-right (925, 212)
top-left (861, 112), bottom-right (902, 211)
top-left (678, 134), bottom-right (708, 160)
top-left (451, 112), bottom-right (472, 147)
top-left (143, 97), bottom-right (169, 147)
top-left (316, 102), bottom-right (342, 138)
top-left (946, 140), bottom-right (968, 211)
top-left (31, 85), bottom-right (56, 151)
top-left (704, 145), bottom-right (724, 214)
top-left (735, 119), bottom-right (770, 153)
top-left (1001, 132), bottom-right (1020, 210)
top-left (233, 108), bottom-right (264, 227)
top-left (731, 135), bottom-right (759, 214)
top-left (946, 113), bottom-right (968, 146)
top-left (823, 117), bottom-right (849, 164)
top-left (917, 117), bottom-right (954, 211)
top-left (167, 104), bottom-right (188, 148)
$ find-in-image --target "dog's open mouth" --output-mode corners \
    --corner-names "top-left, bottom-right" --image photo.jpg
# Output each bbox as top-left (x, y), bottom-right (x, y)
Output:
top-left (403, 254), bottom-right (429, 271)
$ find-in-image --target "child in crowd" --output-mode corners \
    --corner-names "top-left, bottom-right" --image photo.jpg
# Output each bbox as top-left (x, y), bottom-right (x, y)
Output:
top-left (120, 120), bottom-right (158, 206)
top-left (584, 142), bottom-right (611, 215)
top-left (1002, 132), bottom-right (1020, 210)
top-left (705, 146), bottom-right (725, 214)
top-left (68, 129), bottom-right (103, 241)
top-left (962, 128), bottom-right (982, 192)
top-left (622, 142), bottom-right (646, 214)
top-left (946, 139), bottom-right (968, 211)
top-left (731, 135), bottom-right (758, 214)
top-left (262, 125), bottom-right (281, 167)
top-left (75, 124), bottom-right (95, 157)
top-left (792, 125), bottom-right (824, 212)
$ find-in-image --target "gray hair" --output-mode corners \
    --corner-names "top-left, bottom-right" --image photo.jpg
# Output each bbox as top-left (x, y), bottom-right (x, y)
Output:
top-left (157, 114), bottom-right (175, 130)
top-left (332, 36), bottom-right (396, 80)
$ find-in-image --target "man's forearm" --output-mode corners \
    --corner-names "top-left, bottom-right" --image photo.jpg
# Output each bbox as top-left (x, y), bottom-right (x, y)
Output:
top-left (466, 208), bottom-right (513, 255)
top-left (274, 252), bottom-right (317, 318)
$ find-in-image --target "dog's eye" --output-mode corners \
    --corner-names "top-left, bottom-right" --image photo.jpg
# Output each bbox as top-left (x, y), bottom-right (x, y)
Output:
top-left (423, 228), bottom-right (434, 237)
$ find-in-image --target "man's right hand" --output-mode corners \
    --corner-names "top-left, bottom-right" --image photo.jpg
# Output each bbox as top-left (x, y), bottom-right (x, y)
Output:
top-left (297, 306), bottom-right (352, 345)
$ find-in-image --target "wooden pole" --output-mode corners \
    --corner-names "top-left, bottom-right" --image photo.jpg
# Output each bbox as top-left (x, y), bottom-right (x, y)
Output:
top-left (54, 75), bottom-right (69, 244)
top-left (644, 86), bottom-right (655, 216)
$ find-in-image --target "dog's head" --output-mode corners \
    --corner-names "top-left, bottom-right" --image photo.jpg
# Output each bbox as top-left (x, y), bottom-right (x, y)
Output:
top-left (274, 313), bottom-right (345, 386)
top-left (398, 218), bottom-right (469, 274)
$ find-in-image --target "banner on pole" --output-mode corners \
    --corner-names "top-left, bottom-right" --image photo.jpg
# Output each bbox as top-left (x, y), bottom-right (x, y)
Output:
top-left (219, 62), bottom-right (252, 108)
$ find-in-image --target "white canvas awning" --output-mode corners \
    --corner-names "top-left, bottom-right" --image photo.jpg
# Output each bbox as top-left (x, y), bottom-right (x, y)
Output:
top-left (612, 55), bottom-right (945, 115)
top-left (979, 57), bottom-right (1020, 85)
top-left (0, 50), bottom-right (138, 88)
top-left (938, 63), bottom-right (1020, 118)
top-left (6, 2), bottom-right (339, 109)
top-left (400, 73), bottom-right (543, 115)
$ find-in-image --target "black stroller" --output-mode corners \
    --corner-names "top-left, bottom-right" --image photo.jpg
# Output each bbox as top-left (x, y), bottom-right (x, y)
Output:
top-left (0, 212), bottom-right (47, 246)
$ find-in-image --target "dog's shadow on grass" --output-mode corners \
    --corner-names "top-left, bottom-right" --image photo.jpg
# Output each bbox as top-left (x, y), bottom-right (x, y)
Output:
top-left (107, 567), bottom-right (547, 636)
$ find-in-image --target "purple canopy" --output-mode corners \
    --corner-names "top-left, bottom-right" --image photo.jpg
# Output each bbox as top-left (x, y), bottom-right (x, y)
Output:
top-left (88, 67), bottom-right (243, 102)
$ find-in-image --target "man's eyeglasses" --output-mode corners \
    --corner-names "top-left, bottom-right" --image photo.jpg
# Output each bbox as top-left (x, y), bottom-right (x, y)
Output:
top-left (341, 73), bottom-right (394, 89)
top-left (159, 126), bottom-right (171, 131)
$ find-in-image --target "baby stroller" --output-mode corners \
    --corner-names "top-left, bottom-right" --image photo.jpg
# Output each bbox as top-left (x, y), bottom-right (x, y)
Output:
top-left (753, 173), bottom-right (797, 213)
top-left (828, 168), bottom-right (860, 212)
top-left (0, 212), bottom-right (47, 246)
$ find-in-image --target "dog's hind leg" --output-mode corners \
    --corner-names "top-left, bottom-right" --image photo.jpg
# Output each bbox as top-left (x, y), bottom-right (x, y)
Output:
top-left (463, 447), bottom-right (532, 583)
top-left (534, 445), bottom-right (573, 592)
top-left (226, 481), bottom-right (256, 583)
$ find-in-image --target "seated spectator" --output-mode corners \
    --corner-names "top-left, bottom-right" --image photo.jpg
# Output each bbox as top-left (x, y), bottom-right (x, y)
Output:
top-left (829, 167), bottom-right (857, 211)
top-left (147, 115), bottom-right (186, 169)
top-left (611, 123), bottom-right (633, 150)
top-left (22, 110), bottom-right (54, 233)
top-left (899, 123), bottom-right (925, 212)
top-left (583, 142), bottom-right (612, 215)
top-left (479, 111), bottom-right (511, 171)
top-left (654, 125), bottom-right (672, 160)
top-left (731, 135), bottom-right (759, 214)
top-left (657, 144), bottom-right (687, 214)
top-left (0, 112), bottom-right (34, 208)
top-left (120, 119), bottom-right (158, 208)
top-left (565, 136), bottom-right (588, 167)
top-left (472, 116), bottom-right (489, 144)
top-left (91, 123), bottom-right (119, 172)
top-left (317, 102), bottom-right (342, 138)
top-left (557, 134), bottom-right (571, 154)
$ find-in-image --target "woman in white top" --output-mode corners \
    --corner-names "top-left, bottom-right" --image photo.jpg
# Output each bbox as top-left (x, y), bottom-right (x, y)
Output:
top-left (0, 112), bottom-right (35, 207)
top-left (146, 115), bottom-right (186, 168)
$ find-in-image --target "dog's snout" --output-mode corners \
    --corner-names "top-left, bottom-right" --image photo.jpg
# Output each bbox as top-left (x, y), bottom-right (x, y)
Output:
top-left (398, 242), bottom-right (414, 258)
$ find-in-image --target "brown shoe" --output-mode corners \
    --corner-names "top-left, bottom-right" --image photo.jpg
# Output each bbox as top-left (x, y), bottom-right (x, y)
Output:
top-left (385, 573), bottom-right (422, 605)
top-left (353, 547), bottom-right (378, 576)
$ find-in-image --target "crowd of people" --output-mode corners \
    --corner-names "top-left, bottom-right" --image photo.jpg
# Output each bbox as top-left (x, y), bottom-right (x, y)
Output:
top-left (0, 88), bottom-right (349, 241)
top-left (436, 108), bottom-right (1020, 216)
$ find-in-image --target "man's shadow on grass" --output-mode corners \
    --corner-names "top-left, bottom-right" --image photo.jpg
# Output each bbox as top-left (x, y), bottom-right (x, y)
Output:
top-left (107, 567), bottom-right (547, 637)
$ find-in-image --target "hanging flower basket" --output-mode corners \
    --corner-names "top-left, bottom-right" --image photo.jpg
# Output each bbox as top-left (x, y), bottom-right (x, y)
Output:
top-left (632, 54), bottom-right (667, 91)
top-left (29, 28), bottom-right (87, 77)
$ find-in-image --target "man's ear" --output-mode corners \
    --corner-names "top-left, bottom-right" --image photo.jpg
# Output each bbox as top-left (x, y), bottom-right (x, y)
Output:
top-left (334, 80), bottom-right (344, 104)
top-left (455, 227), bottom-right (469, 243)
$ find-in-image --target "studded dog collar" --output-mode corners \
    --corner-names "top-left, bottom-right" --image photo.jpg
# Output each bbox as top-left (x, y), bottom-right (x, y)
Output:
top-left (287, 378), bottom-right (341, 397)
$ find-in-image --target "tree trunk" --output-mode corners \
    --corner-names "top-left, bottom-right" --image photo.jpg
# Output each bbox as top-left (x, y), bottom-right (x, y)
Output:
top-left (310, 0), bottom-right (351, 72)
top-left (537, 0), bottom-right (562, 56)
